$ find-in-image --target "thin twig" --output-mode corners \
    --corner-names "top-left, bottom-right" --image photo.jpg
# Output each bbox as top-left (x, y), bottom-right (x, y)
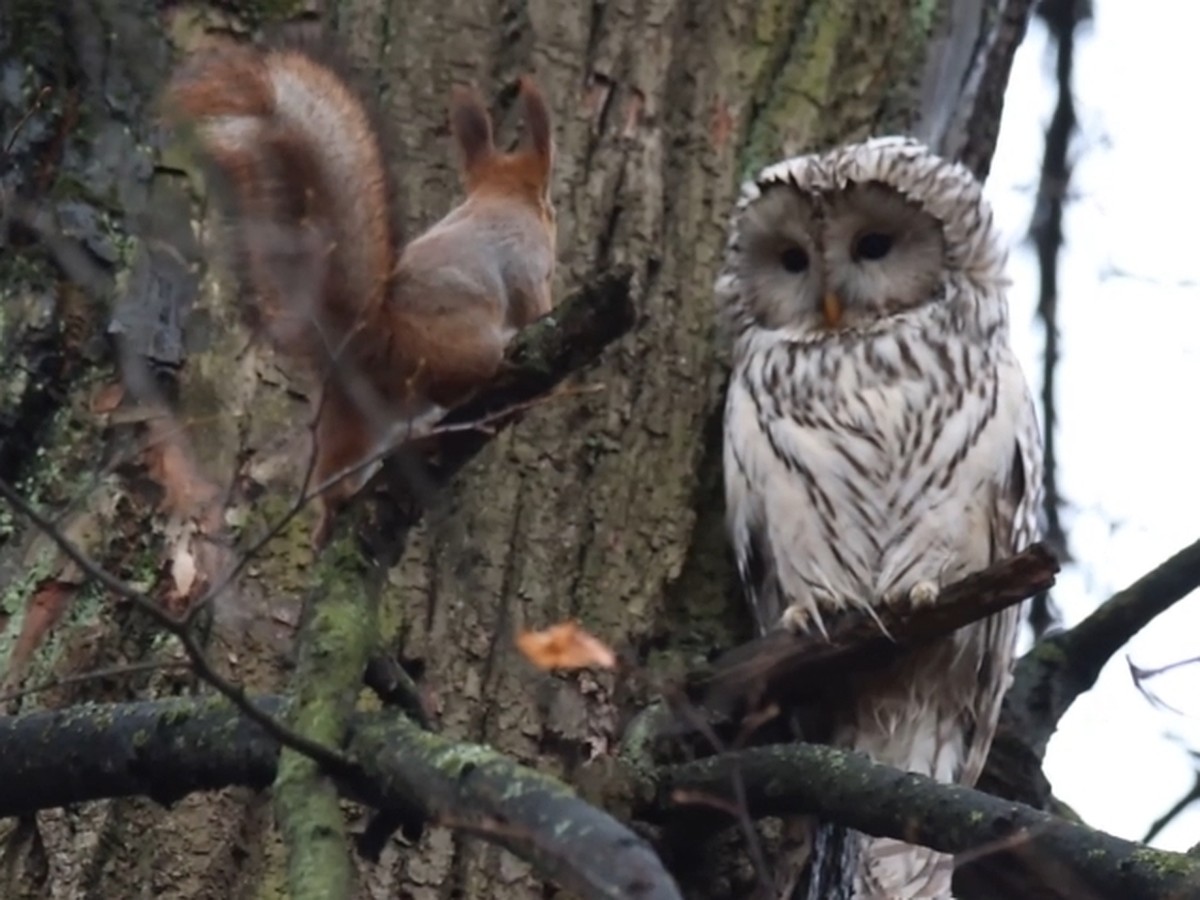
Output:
top-left (0, 476), bottom-right (355, 775)
top-left (3, 86), bottom-right (52, 157)
top-left (1026, 0), bottom-right (1091, 639)
top-left (182, 381), bottom-right (602, 630)
top-left (664, 691), bottom-right (775, 896)
top-left (1142, 767), bottom-right (1200, 845)
top-left (1006, 535), bottom-right (1200, 759)
top-left (0, 658), bottom-right (191, 705)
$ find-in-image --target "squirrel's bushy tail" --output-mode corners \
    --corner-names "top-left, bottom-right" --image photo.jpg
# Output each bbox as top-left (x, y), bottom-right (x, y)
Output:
top-left (167, 44), bottom-right (396, 368)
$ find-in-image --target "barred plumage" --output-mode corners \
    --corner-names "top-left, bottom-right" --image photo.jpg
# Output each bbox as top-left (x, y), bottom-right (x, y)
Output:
top-left (716, 137), bottom-right (1043, 899)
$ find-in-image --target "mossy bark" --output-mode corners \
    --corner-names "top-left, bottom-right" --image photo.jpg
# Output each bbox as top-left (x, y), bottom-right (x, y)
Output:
top-left (0, 0), bottom-right (1028, 897)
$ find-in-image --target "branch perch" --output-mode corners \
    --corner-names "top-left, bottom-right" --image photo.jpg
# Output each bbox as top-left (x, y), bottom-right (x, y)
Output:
top-left (689, 543), bottom-right (1059, 713)
top-left (375, 268), bottom-right (636, 510)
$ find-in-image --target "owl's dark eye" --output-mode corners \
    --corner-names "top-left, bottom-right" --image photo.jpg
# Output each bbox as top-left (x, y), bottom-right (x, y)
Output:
top-left (779, 246), bottom-right (809, 274)
top-left (853, 232), bottom-right (894, 261)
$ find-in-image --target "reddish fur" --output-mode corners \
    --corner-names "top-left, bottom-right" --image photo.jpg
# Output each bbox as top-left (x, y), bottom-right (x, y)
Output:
top-left (168, 47), bottom-right (556, 546)
top-left (168, 45), bottom-right (275, 119)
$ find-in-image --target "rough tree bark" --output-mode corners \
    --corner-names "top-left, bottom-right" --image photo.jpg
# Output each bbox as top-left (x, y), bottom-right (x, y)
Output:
top-left (5, 1), bottom-right (1166, 899)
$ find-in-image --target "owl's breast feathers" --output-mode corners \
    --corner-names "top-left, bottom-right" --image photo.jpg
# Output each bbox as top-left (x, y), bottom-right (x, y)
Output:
top-left (724, 310), bottom-right (1039, 635)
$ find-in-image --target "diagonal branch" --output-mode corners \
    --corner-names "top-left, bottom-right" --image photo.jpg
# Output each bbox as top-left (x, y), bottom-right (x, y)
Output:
top-left (688, 543), bottom-right (1059, 713)
top-left (1006, 535), bottom-right (1200, 758)
top-left (1144, 765), bottom-right (1200, 846)
top-left (403, 267), bottom-right (637, 484)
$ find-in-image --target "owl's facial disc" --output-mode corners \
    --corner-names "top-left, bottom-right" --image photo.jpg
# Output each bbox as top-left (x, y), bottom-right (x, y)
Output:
top-left (820, 181), bottom-right (946, 325)
top-left (734, 184), bottom-right (825, 330)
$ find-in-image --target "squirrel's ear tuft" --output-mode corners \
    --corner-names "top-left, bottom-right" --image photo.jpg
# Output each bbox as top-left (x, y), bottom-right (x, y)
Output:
top-left (517, 76), bottom-right (553, 181)
top-left (450, 84), bottom-right (495, 176)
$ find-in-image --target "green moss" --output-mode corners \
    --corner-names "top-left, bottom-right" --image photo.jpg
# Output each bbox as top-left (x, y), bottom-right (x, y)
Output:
top-left (1130, 846), bottom-right (1199, 878)
top-left (1031, 638), bottom-right (1069, 667)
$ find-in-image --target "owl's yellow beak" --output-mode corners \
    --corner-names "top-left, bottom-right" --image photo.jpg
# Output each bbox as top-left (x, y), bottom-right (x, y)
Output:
top-left (822, 293), bottom-right (844, 328)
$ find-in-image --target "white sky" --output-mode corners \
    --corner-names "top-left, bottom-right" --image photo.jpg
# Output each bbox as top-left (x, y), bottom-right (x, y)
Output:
top-left (988, 0), bottom-right (1200, 852)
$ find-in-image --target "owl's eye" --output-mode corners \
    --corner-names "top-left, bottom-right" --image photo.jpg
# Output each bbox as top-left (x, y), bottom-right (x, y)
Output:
top-left (779, 246), bottom-right (809, 274)
top-left (853, 232), bottom-right (894, 261)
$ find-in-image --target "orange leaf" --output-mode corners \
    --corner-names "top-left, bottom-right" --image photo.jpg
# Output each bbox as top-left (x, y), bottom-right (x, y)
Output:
top-left (516, 621), bottom-right (617, 671)
top-left (0, 580), bottom-right (77, 699)
top-left (90, 382), bottom-right (125, 414)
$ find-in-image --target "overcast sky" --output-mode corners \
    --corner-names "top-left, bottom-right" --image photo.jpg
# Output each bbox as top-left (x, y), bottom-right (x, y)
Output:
top-left (987, 0), bottom-right (1200, 852)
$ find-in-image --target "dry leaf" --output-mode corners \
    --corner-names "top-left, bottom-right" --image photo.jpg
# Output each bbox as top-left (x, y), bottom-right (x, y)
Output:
top-left (90, 382), bottom-right (125, 414)
top-left (0, 580), bottom-right (77, 700)
top-left (170, 540), bottom-right (198, 599)
top-left (516, 621), bottom-right (616, 671)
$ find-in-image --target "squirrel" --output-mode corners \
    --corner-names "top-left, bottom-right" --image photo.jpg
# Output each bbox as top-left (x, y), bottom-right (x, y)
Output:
top-left (165, 40), bottom-right (557, 546)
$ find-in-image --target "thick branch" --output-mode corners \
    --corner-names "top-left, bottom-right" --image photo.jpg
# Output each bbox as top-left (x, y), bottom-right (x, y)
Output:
top-left (349, 714), bottom-right (682, 900)
top-left (650, 743), bottom-right (1200, 900)
top-left (1006, 535), bottom-right (1200, 758)
top-left (0, 696), bottom-right (681, 900)
top-left (274, 537), bottom-right (377, 899)
top-left (689, 544), bottom-right (1058, 712)
top-left (0, 696), bottom-right (281, 814)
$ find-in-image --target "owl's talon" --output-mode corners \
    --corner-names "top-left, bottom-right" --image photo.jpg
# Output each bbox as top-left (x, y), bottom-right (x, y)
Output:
top-left (780, 604), bottom-right (812, 634)
top-left (908, 580), bottom-right (939, 606)
top-left (779, 602), bottom-right (829, 638)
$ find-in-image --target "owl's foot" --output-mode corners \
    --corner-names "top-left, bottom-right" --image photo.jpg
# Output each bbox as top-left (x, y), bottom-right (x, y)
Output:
top-left (779, 602), bottom-right (829, 638)
top-left (908, 580), bottom-right (939, 606)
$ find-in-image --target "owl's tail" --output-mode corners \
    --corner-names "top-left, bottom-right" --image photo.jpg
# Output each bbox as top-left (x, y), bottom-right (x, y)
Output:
top-left (818, 607), bottom-right (1019, 899)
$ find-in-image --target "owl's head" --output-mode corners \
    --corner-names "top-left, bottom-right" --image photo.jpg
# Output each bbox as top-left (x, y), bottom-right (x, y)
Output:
top-left (716, 137), bottom-right (1006, 339)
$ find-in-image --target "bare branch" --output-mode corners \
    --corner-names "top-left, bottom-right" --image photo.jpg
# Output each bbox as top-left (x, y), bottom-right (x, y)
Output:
top-left (920, 0), bottom-right (1039, 179)
top-left (1024, 0), bottom-right (1093, 640)
top-left (1143, 766), bottom-right (1200, 846)
top-left (1006, 535), bottom-right (1200, 758)
top-left (689, 543), bottom-right (1059, 713)
top-left (0, 658), bottom-right (190, 706)
top-left (184, 268), bottom-right (635, 613)
top-left (2, 85), bottom-right (52, 158)
top-left (396, 267), bottom-right (637, 487)
top-left (350, 713), bottom-right (683, 900)
top-left (650, 742), bottom-right (1200, 900)
top-left (0, 696), bottom-right (684, 900)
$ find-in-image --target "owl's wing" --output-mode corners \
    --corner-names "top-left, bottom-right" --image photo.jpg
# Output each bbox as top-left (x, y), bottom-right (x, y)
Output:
top-left (992, 352), bottom-right (1045, 560)
top-left (951, 348), bottom-right (1044, 793)
top-left (723, 370), bottom-right (788, 635)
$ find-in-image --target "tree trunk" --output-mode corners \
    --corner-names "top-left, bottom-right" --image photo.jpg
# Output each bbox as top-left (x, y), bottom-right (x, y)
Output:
top-left (0, 1), bottom-right (1030, 898)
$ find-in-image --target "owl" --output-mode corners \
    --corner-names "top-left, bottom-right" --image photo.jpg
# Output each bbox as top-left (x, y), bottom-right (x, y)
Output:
top-left (716, 137), bottom-right (1043, 898)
